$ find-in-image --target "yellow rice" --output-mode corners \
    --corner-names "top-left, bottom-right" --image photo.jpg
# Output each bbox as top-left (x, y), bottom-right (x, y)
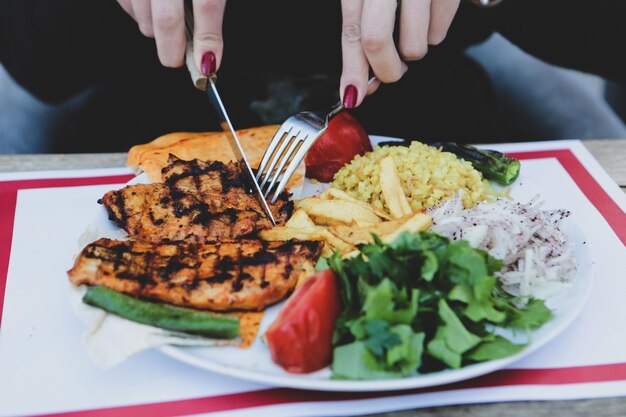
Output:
top-left (330, 142), bottom-right (488, 211)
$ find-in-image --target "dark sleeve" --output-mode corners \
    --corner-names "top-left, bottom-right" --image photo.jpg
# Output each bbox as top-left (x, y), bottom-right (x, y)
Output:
top-left (486, 0), bottom-right (626, 82)
top-left (0, 0), bottom-right (156, 103)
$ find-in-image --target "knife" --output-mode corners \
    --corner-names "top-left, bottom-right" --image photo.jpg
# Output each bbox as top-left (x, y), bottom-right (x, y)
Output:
top-left (183, 8), bottom-right (277, 225)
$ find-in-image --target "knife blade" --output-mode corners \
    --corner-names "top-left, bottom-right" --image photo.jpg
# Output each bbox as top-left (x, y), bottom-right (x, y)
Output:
top-left (204, 76), bottom-right (278, 225)
top-left (183, 5), bottom-right (277, 225)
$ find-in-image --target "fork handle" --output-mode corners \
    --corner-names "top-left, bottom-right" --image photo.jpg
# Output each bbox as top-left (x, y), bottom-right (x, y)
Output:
top-left (184, 1), bottom-right (209, 91)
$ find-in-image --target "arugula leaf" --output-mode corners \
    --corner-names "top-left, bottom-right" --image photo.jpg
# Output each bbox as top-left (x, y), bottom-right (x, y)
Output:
top-left (426, 300), bottom-right (482, 368)
top-left (420, 251), bottom-right (438, 282)
top-left (360, 279), bottom-right (418, 325)
top-left (332, 342), bottom-right (390, 380)
top-left (386, 325), bottom-right (425, 373)
top-left (444, 240), bottom-right (489, 285)
top-left (362, 320), bottom-right (402, 358)
top-left (508, 298), bottom-right (552, 329)
top-left (449, 283), bottom-right (506, 323)
top-left (467, 335), bottom-right (526, 361)
top-left (332, 323), bottom-right (425, 379)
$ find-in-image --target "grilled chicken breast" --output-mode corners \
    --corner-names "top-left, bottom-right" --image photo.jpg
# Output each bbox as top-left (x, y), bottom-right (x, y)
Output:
top-left (69, 238), bottom-right (322, 311)
top-left (100, 156), bottom-right (293, 243)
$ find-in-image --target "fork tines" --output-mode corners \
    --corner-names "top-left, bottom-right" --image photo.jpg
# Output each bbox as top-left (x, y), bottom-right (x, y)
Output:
top-left (255, 117), bottom-right (320, 203)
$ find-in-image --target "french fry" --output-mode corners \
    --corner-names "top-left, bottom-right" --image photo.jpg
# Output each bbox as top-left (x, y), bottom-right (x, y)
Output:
top-left (306, 200), bottom-right (381, 227)
top-left (285, 209), bottom-right (316, 229)
top-left (328, 225), bottom-right (376, 246)
top-left (328, 222), bottom-right (399, 246)
top-left (320, 229), bottom-right (356, 255)
top-left (259, 227), bottom-right (325, 242)
top-left (320, 188), bottom-right (392, 220)
top-left (259, 226), bottom-right (355, 256)
top-left (382, 212), bottom-right (433, 243)
top-left (329, 213), bottom-right (428, 246)
top-left (295, 197), bottom-right (327, 212)
top-left (380, 156), bottom-right (412, 219)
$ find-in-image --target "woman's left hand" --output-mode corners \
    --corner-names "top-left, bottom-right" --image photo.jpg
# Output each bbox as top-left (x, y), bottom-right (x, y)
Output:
top-left (339, 0), bottom-right (461, 108)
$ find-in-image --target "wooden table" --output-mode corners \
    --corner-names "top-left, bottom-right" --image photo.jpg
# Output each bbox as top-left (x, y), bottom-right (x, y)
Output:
top-left (1, 139), bottom-right (624, 417)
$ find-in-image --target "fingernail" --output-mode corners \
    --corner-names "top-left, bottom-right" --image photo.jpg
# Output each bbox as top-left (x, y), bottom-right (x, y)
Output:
top-left (401, 62), bottom-right (409, 74)
top-left (201, 51), bottom-right (216, 76)
top-left (343, 85), bottom-right (358, 109)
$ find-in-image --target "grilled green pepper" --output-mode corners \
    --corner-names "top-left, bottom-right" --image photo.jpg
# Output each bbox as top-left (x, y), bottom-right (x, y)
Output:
top-left (83, 285), bottom-right (239, 339)
top-left (379, 141), bottom-right (522, 185)
top-left (432, 142), bottom-right (521, 185)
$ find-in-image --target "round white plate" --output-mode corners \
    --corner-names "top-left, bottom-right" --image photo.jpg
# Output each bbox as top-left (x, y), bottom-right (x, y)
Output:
top-left (94, 135), bottom-right (595, 392)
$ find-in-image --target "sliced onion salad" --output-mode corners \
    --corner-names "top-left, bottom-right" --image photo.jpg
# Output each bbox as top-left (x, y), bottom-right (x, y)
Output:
top-left (428, 194), bottom-right (577, 299)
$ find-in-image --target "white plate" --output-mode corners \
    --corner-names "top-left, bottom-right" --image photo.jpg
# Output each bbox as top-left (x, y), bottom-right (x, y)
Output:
top-left (94, 135), bottom-right (595, 392)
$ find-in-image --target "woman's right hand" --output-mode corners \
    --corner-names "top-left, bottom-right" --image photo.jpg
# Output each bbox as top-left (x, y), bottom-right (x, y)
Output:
top-left (117, 0), bottom-right (226, 75)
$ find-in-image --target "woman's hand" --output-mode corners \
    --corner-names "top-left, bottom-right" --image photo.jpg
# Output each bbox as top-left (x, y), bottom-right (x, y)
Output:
top-left (117, 0), bottom-right (226, 75)
top-left (340, 0), bottom-right (460, 108)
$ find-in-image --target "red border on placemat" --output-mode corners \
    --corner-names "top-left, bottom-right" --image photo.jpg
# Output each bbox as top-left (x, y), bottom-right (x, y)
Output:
top-left (0, 149), bottom-right (624, 417)
top-left (30, 363), bottom-right (626, 417)
top-left (508, 150), bottom-right (626, 245)
top-left (0, 174), bottom-right (135, 327)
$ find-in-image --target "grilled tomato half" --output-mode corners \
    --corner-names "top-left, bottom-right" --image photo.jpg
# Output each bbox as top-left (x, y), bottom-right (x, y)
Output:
top-left (265, 269), bottom-right (341, 373)
top-left (304, 112), bottom-right (372, 183)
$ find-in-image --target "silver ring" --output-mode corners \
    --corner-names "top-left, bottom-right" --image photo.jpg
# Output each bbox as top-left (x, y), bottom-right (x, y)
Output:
top-left (468, 0), bottom-right (505, 7)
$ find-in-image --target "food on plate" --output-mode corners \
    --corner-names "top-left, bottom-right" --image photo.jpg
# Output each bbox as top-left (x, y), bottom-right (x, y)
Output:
top-left (285, 208), bottom-right (317, 229)
top-left (266, 269), bottom-right (341, 373)
top-left (379, 156), bottom-right (413, 219)
top-left (327, 231), bottom-right (552, 380)
top-left (71, 126), bottom-right (576, 381)
top-left (259, 225), bottom-right (355, 258)
top-left (100, 156), bottom-right (293, 242)
top-left (296, 198), bottom-right (381, 227)
top-left (305, 111), bottom-right (372, 182)
top-left (429, 194), bottom-right (577, 298)
top-left (84, 285), bottom-right (240, 338)
top-left (68, 238), bottom-right (322, 311)
top-left (71, 153), bottom-right (321, 352)
top-left (127, 125), bottom-right (304, 189)
top-left (262, 191), bottom-right (432, 256)
top-left (379, 212), bottom-right (434, 244)
top-left (319, 187), bottom-right (391, 220)
top-left (430, 142), bottom-right (521, 186)
top-left (331, 141), bottom-right (488, 211)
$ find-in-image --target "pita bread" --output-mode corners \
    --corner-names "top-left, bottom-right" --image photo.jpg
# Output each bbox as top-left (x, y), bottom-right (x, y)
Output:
top-left (127, 125), bottom-right (304, 191)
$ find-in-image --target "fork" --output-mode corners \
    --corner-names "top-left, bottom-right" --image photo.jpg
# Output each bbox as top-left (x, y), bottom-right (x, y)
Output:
top-left (255, 101), bottom-right (343, 203)
top-left (256, 78), bottom-right (376, 203)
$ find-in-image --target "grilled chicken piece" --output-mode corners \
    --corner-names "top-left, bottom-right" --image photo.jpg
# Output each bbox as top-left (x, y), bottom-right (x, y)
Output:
top-left (100, 156), bottom-right (293, 243)
top-left (69, 238), bottom-right (321, 311)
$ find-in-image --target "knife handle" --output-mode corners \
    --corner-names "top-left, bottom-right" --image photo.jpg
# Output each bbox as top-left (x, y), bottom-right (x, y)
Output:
top-left (184, 1), bottom-right (210, 91)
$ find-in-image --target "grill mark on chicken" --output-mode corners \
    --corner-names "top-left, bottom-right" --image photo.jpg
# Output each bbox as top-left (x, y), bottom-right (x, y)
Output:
top-left (69, 238), bottom-right (322, 311)
top-left (100, 156), bottom-right (293, 243)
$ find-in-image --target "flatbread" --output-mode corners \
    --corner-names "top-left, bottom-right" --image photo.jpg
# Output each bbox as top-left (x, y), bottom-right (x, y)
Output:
top-left (126, 125), bottom-right (306, 349)
top-left (127, 125), bottom-right (305, 191)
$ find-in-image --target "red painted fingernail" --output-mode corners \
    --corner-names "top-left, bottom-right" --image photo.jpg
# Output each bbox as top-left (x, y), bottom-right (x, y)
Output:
top-left (343, 84), bottom-right (358, 109)
top-left (201, 51), bottom-right (216, 76)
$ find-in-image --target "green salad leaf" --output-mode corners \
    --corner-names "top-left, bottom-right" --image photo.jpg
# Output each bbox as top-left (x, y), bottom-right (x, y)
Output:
top-left (329, 231), bottom-right (552, 380)
top-left (332, 320), bottom-right (425, 380)
top-left (466, 335), bottom-right (526, 362)
top-left (426, 299), bottom-right (481, 368)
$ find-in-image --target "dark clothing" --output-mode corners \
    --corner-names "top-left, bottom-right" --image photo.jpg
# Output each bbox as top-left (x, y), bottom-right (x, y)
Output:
top-left (1, 0), bottom-right (625, 151)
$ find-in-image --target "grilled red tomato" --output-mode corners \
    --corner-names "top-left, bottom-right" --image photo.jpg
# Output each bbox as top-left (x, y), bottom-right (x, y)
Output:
top-left (265, 269), bottom-right (341, 373)
top-left (304, 111), bottom-right (372, 182)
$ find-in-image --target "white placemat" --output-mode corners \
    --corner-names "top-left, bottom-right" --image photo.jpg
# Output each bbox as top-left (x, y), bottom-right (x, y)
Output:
top-left (0, 140), bottom-right (625, 417)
